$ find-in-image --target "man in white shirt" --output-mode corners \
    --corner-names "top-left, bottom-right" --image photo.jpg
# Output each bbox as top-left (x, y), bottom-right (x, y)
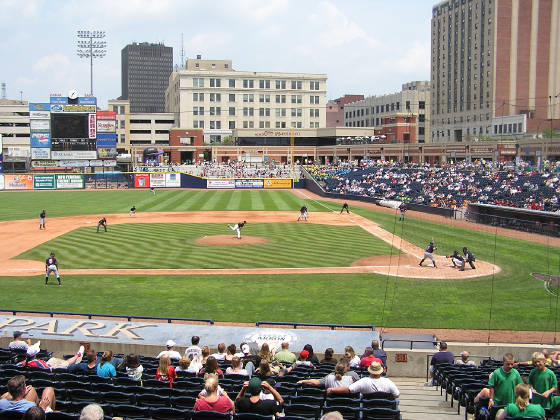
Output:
top-left (327, 362), bottom-right (400, 399)
top-left (184, 336), bottom-right (202, 360)
top-left (156, 340), bottom-right (181, 361)
top-left (8, 331), bottom-right (33, 351)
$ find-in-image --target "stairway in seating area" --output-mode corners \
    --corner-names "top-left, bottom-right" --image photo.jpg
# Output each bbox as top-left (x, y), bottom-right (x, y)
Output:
top-left (394, 377), bottom-right (465, 420)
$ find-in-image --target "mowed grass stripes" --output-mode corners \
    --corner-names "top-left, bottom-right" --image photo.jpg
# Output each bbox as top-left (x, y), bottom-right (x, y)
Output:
top-left (16, 223), bottom-right (396, 269)
top-left (0, 190), bottom-right (321, 221)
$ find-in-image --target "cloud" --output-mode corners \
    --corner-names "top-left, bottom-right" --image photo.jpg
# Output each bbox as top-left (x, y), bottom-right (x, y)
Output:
top-left (381, 40), bottom-right (430, 76)
top-left (231, 0), bottom-right (291, 22)
top-left (33, 54), bottom-right (71, 74)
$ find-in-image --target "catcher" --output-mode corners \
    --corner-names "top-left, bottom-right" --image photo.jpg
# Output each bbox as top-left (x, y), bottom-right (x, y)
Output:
top-left (446, 250), bottom-right (465, 271)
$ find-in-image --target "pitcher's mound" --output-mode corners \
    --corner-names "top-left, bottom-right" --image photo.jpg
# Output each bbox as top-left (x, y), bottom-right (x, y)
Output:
top-left (196, 235), bottom-right (268, 246)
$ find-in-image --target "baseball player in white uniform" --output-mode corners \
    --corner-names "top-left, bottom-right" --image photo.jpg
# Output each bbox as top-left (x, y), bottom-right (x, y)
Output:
top-left (227, 221), bottom-right (246, 239)
top-left (45, 252), bottom-right (61, 286)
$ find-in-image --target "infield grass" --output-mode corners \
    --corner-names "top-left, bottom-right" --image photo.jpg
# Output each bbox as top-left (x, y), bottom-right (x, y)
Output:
top-left (0, 189), bottom-right (559, 330)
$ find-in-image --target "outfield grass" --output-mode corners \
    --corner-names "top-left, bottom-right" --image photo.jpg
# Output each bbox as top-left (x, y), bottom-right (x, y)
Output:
top-left (0, 189), bottom-right (559, 330)
top-left (17, 223), bottom-right (395, 269)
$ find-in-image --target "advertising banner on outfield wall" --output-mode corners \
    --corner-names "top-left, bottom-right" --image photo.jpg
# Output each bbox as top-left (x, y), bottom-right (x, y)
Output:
top-left (96, 111), bottom-right (116, 120)
top-left (97, 147), bottom-right (117, 158)
top-left (29, 103), bottom-right (51, 111)
top-left (207, 179), bottom-right (235, 189)
top-left (134, 174), bottom-right (150, 188)
top-left (150, 173), bottom-right (166, 188)
top-left (30, 119), bottom-right (50, 131)
top-left (29, 110), bottom-right (50, 120)
top-left (97, 119), bottom-right (116, 133)
top-left (165, 173), bottom-right (181, 188)
top-left (56, 174), bottom-right (84, 189)
top-left (51, 151), bottom-right (97, 160)
top-left (30, 133), bottom-right (51, 148)
top-left (33, 174), bottom-right (56, 189)
top-left (235, 179), bottom-right (264, 189)
top-left (264, 178), bottom-right (292, 189)
top-left (4, 174), bottom-right (33, 190)
top-left (31, 148), bottom-right (51, 160)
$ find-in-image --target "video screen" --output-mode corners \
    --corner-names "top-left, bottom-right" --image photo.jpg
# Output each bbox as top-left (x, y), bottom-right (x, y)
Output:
top-left (51, 113), bottom-right (89, 139)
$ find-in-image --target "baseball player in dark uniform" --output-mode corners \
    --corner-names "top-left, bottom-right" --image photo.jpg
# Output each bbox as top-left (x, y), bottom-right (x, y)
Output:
top-left (399, 202), bottom-right (407, 221)
top-left (298, 206), bottom-right (308, 222)
top-left (463, 247), bottom-right (476, 269)
top-left (39, 210), bottom-right (46, 230)
top-left (45, 252), bottom-right (61, 286)
top-left (130, 206), bottom-right (136, 216)
top-left (340, 202), bottom-right (350, 214)
top-left (419, 241), bottom-right (437, 268)
top-left (446, 250), bottom-right (465, 270)
top-left (227, 221), bottom-right (246, 239)
top-left (97, 217), bottom-right (107, 233)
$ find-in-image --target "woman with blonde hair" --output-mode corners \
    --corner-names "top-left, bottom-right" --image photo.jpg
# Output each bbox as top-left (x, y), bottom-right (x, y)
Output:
top-left (258, 343), bottom-right (273, 362)
top-left (225, 356), bottom-right (248, 376)
top-left (344, 346), bottom-right (360, 369)
top-left (175, 357), bottom-right (191, 373)
top-left (155, 354), bottom-right (177, 387)
top-left (297, 360), bottom-right (358, 389)
top-left (193, 373), bottom-right (234, 413)
top-left (496, 383), bottom-right (545, 420)
top-left (201, 346), bottom-right (210, 364)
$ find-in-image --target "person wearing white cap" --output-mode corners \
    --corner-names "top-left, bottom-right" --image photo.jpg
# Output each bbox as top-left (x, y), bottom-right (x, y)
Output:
top-left (16, 342), bottom-right (85, 370)
top-left (327, 361), bottom-right (400, 399)
top-left (156, 339), bottom-right (181, 361)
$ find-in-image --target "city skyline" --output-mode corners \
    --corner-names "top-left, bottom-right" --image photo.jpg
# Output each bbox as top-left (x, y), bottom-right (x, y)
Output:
top-left (1, 0), bottom-right (432, 109)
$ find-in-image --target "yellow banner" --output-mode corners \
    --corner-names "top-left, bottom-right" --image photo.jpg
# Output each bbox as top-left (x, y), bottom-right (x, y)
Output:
top-left (264, 178), bottom-right (292, 189)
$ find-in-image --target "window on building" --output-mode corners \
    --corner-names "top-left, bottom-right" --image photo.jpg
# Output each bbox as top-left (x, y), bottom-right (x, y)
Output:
top-left (229, 94), bottom-right (235, 102)
top-left (405, 101), bottom-right (410, 110)
top-left (229, 107), bottom-right (235, 116)
top-left (120, 120), bottom-right (125, 129)
top-left (229, 79), bottom-right (235, 88)
top-left (229, 121), bottom-right (235, 129)
top-left (199, 107), bottom-right (204, 116)
top-left (419, 101), bottom-right (425, 109)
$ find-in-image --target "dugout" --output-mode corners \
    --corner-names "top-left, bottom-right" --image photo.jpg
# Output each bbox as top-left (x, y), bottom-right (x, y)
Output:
top-left (466, 203), bottom-right (560, 237)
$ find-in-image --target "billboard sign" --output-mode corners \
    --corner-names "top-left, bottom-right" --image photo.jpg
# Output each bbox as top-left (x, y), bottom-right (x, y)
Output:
top-left (30, 132), bottom-right (51, 148)
top-left (264, 178), bottom-right (292, 189)
top-left (78, 97), bottom-right (97, 105)
top-left (31, 148), bottom-right (51, 160)
top-left (0, 175), bottom-right (3, 190)
top-left (96, 133), bottom-right (117, 140)
top-left (31, 160), bottom-right (62, 168)
top-left (29, 103), bottom-right (51, 111)
top-left (150, 173), bottom-right (166, 188)
top-left (33, 174), bottom-right (56, 189)
top-left (207, 179), bottom-right (235, 189)
top-left (30, 119), bottom-right (50, 131)
top-left (51, 151), bottom-right (97, 160)
top-left (58, 160), bottom-right (89, 168)
top-left (96, 140), bottom-right (117, 147)
top-left (134, 174), bottom-right (150, 188)
top-left (97, 119), bottom-right (116, 133)
top-left (29, 111), bottom-right (50, 120)
top-left (165, 173), bottom-right (181, 187)
top-left (56, 174), bottom-right (85, 189)
top-left (50, 104), bottom-right (96, 113)
top-left (50, 96), bottom-right (68, 105)
top-left (88, 113), bottom-right (96, 139)
top-left (103, 159), bottom-right (116, 167)
top-left (4, 174), bottom-right (33, 190)
top-left (235, 179), bottom-right (264, 189)
top-left (97, 147), bottom-right (117, 158)
top-left (96, 111), bottom-right (116, 120)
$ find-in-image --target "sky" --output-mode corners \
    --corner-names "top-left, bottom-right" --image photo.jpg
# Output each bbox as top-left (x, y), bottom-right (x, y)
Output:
top-left (0, 0), bottom-right (434, 109)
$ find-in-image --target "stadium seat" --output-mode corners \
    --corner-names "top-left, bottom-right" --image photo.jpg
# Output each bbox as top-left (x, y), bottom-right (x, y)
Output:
top-left (111, 404), bottom-right (151, 419)
top-left (191, 410), bottom-right (232, 419)
top-left (151, 406), bottom-right (190, 420)
top-left (234, 413), bottom-right (273, 420)
top-left (324, 405), bottom-right (360, 419)
top-left (136, 392), bottom-right (171, 407)
top-left (283, 403), bottom-right (321, 420)
top-left (101, 390), bottom-right (135, 405)
top-left (46, 411), bottom-right (80, 420)
top-left (170, 395), bottom-right (197, 410)
top-left (0, 411), bottom-right (27, 420)
top-left (361, 407), bottom-right (401, 420)
top-left (68, 388), bottom-right (99, 403)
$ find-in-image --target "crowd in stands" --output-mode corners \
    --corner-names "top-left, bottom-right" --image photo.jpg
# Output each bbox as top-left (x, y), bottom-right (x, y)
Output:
top-left (307, 160), bottom-right (560, 212)
top-left (0, 335), bottom-right (399, 420)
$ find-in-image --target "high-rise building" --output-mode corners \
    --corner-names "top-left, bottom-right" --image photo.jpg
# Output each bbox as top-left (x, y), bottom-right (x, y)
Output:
top-left (121, 42), bottom-right (173, 113)
top-left (344, 81), bottom-right (430, 143)
top-left (430, 0), bottom-right (560, 143)
top-left (166, 57), bottom-right (327, 143)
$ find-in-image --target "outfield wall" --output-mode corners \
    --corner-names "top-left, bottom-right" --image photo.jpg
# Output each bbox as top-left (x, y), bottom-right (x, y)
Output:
top-left (0, 173), bottom-right (301, 190)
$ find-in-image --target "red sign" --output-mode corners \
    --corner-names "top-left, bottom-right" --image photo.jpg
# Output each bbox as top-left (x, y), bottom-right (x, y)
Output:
top-left (96, 111), bottom-right (117, 120)
top-left (88, 114), bottom-right (96, 139)
top-left (134, 174), bottom-right (150, 188)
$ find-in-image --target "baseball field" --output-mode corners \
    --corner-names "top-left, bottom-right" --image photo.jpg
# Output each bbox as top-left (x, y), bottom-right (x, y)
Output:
top-left (0, 188), bottom-right (558, 332)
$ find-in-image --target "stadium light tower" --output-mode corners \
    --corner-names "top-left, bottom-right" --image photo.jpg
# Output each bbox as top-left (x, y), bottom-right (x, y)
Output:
top-left (76, 30), bottom-right (107, 95)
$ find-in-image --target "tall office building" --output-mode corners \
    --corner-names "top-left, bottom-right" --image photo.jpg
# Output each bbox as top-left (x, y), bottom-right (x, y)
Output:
top-left (121, 42), bottom-right (173, 113)
top-left (430, 0), bottom-right (560, 143)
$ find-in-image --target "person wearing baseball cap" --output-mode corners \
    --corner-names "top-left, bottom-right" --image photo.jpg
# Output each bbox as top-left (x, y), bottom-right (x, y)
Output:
top-left (235, 376), bottom-right (284, 415)
top-left (156, 339), bottom-right (181, 361)
top-left (8, 331), bottom-right (34, 351)
top-left (327, 361), bottom-right (400, 399)
top-left (15, 342), bottom-right (50, 370)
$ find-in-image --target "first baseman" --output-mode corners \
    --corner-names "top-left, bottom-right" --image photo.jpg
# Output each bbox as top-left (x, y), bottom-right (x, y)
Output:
top-left (45, 252), bottom-right (61, 286)
top-left (298, 206), bottom-right (308, 222)
top-left (227, 221), bottom-right (246, 239)
top-left (419, 241), bottom-right (437, 268)
top-left (39, 210), bottom-right (46, 230)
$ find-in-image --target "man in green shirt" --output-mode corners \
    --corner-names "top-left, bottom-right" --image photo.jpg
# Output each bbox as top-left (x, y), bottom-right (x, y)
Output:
top-left (528, 352), bottom-right (557, 409)
top-left (475, 353), bottom-right (523, 408)
top-left (273, 342), bottom-right (296, 363)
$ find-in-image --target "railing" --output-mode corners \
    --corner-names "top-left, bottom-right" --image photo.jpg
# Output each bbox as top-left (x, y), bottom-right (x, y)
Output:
top-left (256, 321), bottom-right (375, 331)
top-left (0, 309), bottom-right (214, 325)
top-left (381, 339), bottom-right (437, 350)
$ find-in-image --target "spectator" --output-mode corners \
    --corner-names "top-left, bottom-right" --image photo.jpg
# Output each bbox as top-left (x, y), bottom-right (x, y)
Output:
top-left (290, 350), bottom-right (315, 369)
top-left (185, 336), bottom-right (202, 360)
top-left (156, 339), bottom-right (181, 361)
top-left (225, 344), bottom-right (237, 361)
top-left (255, 361), bottom-right (278, 379)
top-left (155, 354), bottom-right (177, 387)
top-left (199, 356), bottom-right (223, 377)
top-left (258, 343), bottom-right (273, 362)
top-left (474, 353), bottom-right (523, 408)
top-left (175, 357), bottom-right (191, 373)
top-left (225, 356), bottom-right (249, 376)
top-left (0, 375), bottom-right (55, 413)
top-left (320, 348), bottom-right (338, 365)
top-left (320, 412), bottom-right (344, 420)
top-left (193, 374), bottom-right (234, 414)
top-left (79, 403), bottom-right (103, 420)
top-left (240, 344), bottom-right (261, 377)
top-left (359, 347), bottom-right (384, 369)
top-left (496, 384), bottom-right (545, 420)
top-left (22, 406), bottom-right (46, 420)
top-left (455, 351), bottom-right (476, 366)
top-left (234, 343), bottom-right (247, 358)
top-left (16, 343), bottom-right (50, 370)
top-left (372, 340), bottom-right (387, 367)
top-left (427, 342), bottom-right (454, 385)
top-left (97, 351), bottom-right (117, 378)
top-left (124, 354), bottom-right (143, 382)
top-left (200, 346), bottom-right (211, 364)
top-left (528, 352), bottom-right (557, 409)
top-left (235, 377), bottom-right (284, 415)
top-left (188, 355), bottom-right (203, 374)
top-left (8, 331), bottom-right (34, 351)
top-left (344, 346), bottom-right (361, 369)
top-left (273, 342), bottom-right (296, 364)
top-left (211, 343), bottom-right (227, 361)
top-left (298, 360), bottom-right (359, 389)
top-left (68, 349), bottom-right (98, 373)
top-left (327, 362), bottom-right (400, 399)
top-left (303, 344), bottom-right (320, 365)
